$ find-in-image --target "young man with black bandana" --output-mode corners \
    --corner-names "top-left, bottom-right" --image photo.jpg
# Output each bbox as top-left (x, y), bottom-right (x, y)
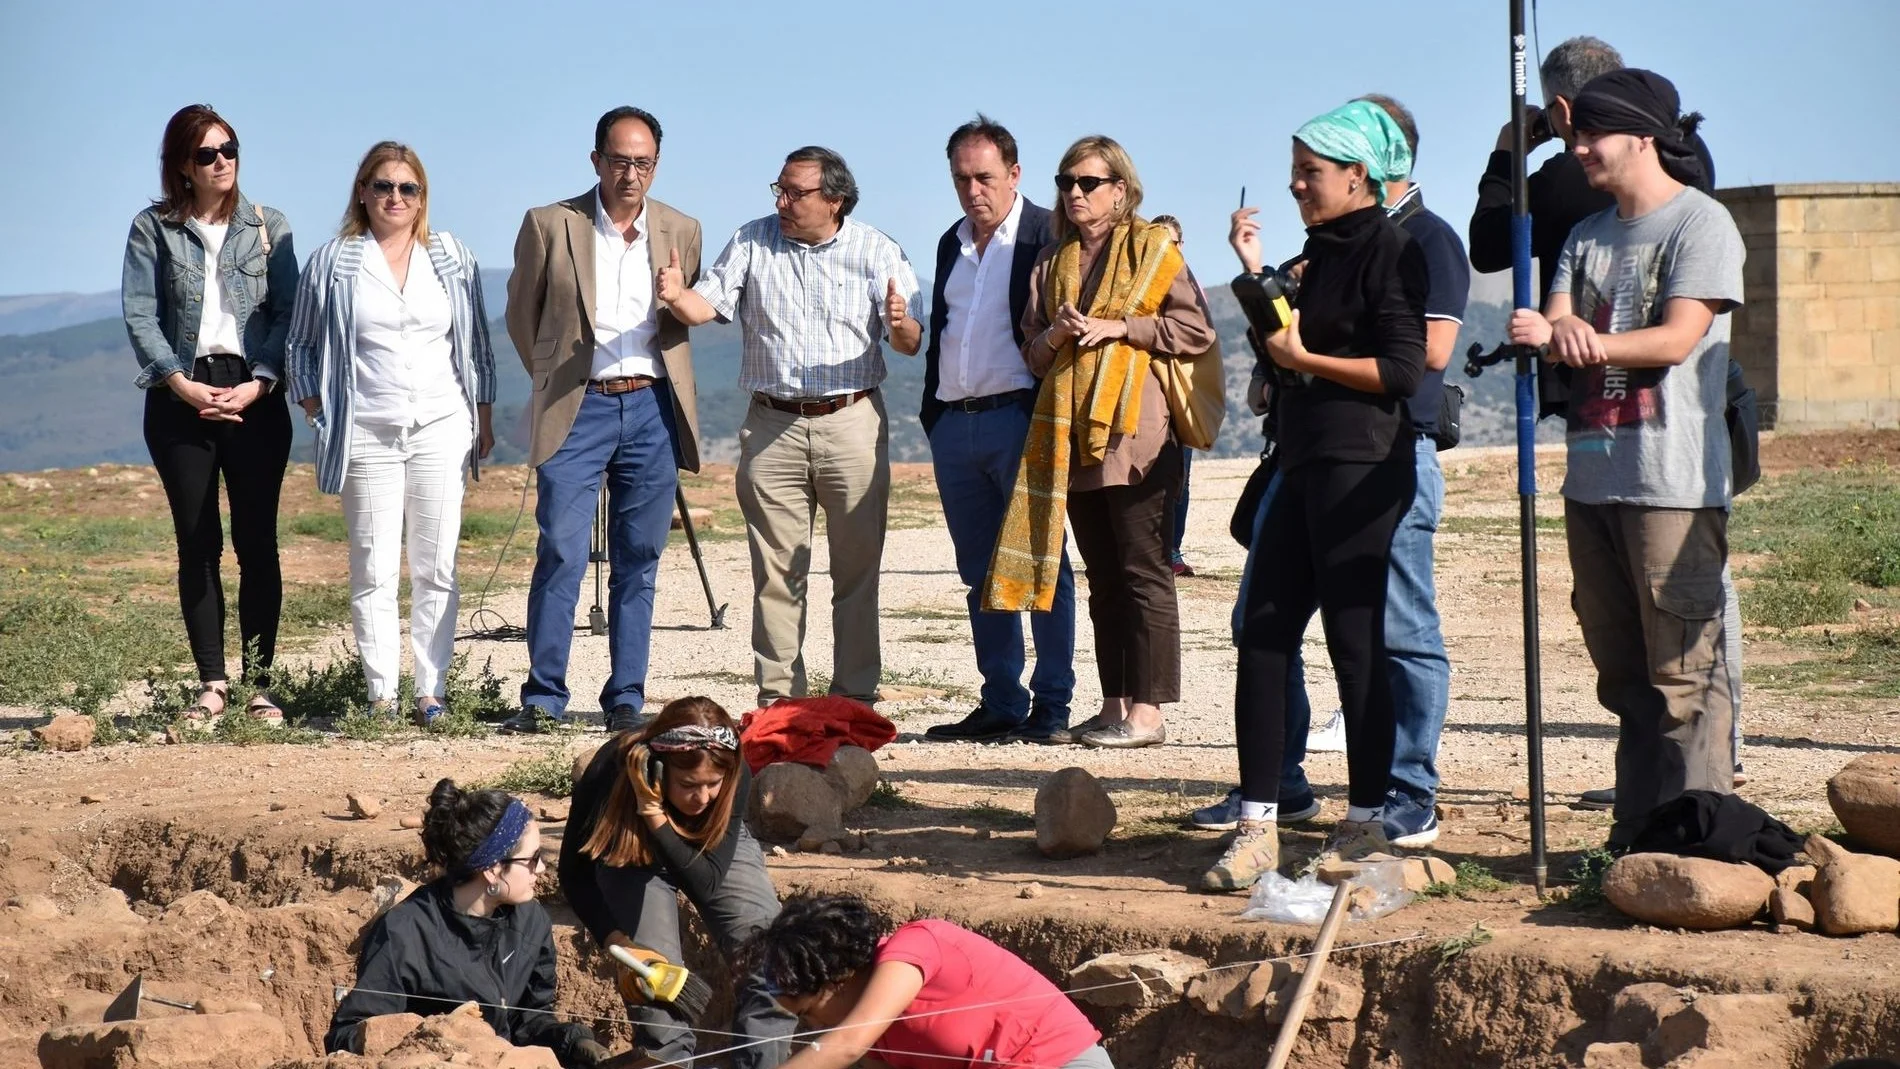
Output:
top-left (1508, 69), bottom-right (1745, 850)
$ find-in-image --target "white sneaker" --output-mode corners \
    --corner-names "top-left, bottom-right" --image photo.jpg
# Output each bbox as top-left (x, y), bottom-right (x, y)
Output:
top-left (1307, 707), bottom-right (1347, 753)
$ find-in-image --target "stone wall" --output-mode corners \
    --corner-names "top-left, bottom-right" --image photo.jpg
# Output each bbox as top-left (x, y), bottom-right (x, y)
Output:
top-left (1717, 183), bottom-right (1900, 429)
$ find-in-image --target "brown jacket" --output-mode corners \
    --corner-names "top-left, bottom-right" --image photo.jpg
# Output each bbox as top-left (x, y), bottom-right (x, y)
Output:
top-left (506, 190), bottom-right (704, 470)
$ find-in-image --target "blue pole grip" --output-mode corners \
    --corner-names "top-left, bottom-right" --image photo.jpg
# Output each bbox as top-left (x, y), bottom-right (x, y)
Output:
top-left (1511, 214), bottom-right (1536, 496)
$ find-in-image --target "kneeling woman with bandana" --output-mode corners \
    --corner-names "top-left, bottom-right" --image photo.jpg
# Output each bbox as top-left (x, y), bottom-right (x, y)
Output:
top-left (559, 697), bottom-right (793, 1069)
top-left (744, 893), bottom-right (1112, 1069)
top-left (326, 780), bottom-right (609, 1066)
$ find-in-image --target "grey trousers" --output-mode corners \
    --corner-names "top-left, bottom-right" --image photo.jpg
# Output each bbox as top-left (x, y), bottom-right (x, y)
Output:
top-left (1565, 500), bottom-right (1735, 845)
top-left (594, 825), bottom-right (794, 1069)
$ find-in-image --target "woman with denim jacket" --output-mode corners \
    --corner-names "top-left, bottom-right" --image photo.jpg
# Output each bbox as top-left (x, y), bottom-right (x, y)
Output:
top-left (286, 141), bottom-right (496, 726)
top-left (122, 104), bottom-right (299, 724)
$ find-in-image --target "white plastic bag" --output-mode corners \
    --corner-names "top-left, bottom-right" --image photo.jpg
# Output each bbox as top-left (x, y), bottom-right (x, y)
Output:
top-left (1239, 863), bottom-right (1413, 924)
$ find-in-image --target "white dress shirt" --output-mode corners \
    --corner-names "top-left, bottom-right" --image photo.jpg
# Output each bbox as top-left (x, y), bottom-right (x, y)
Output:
top-left (351, 239), bottom-right (462, 428)
top-left (936, 193), bottom-right (1034, 402)
top-left (592, 193), bottom-right (663, 380)
top-left (189, 220), bottom-right (244, 359)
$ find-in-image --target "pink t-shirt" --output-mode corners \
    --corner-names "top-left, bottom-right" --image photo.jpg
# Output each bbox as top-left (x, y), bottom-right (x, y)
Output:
top-left (870, 920), bottom-right (1100, 1069)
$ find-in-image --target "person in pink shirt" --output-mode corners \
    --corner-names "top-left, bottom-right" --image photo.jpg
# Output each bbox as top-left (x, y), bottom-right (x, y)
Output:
top-left (743, 894), bottom-right (1111, 1069)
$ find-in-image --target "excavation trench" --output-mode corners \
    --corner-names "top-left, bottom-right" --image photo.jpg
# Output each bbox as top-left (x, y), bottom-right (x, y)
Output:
top-left (3, 817), bottom-right (1896, 1069)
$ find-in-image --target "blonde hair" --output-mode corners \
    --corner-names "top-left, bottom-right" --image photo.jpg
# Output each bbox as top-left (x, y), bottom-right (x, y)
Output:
top-left (1053, 135), bottom-right (1144, 240)
top-left (342, 140), bottom-right (429, 244)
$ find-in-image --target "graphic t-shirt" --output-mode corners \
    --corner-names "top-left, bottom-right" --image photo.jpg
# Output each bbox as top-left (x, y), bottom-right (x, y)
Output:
top-left (1550, 186), bottom-right (1744, 509)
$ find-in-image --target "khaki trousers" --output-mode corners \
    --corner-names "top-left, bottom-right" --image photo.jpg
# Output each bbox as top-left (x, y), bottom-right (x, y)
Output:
top-left (1564, 499), bottom-right (1734, 844)
top-left (736, 390), bottom-right (889, 704)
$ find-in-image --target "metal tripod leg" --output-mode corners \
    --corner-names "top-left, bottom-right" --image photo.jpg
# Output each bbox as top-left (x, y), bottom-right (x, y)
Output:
top-left (676, 485), bottom-right (728, 630)
top-left (587, 488), bottom-right (608, 636)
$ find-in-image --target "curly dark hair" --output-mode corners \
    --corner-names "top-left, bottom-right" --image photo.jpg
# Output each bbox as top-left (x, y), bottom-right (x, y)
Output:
top-left (421, 778), bottom-right (516, 875)
top-left (740, 893), bottom-right (893, 998)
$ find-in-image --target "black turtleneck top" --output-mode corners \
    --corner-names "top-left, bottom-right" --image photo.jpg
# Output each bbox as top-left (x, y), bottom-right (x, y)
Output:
top-left (1277, 204), bottom-right (1428, 470)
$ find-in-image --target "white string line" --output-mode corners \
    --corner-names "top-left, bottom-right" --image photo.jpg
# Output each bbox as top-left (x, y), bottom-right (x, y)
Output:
top-left (266, 930), bottom-right (1428, 1063)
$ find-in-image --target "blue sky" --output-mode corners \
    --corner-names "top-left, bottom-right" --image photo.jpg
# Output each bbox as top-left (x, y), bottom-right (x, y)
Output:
top-left (3, 0), bottom-right (1896, 298)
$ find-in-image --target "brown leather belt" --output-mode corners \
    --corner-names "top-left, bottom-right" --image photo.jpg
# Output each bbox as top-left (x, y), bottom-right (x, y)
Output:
top-left (754, 388), bottom-right (873, 417)
top-left (588, 376), bottom-right (655, 395)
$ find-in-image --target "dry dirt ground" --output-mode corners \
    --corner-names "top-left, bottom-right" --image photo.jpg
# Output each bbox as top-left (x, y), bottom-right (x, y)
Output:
top-left (3, 431), bottom-right (1900, 1068)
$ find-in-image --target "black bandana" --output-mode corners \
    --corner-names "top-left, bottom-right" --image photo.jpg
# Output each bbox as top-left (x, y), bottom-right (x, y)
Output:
top-left (1570, 68), bottom-right (1713, 191)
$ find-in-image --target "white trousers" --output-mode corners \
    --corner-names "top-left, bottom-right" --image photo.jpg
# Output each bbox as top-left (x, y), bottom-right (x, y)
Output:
top-left (342, 412), bottom-right (472, 701)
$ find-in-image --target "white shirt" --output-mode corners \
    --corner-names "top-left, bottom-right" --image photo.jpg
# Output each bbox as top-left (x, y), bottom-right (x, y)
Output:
top-left (936, 193), bottom-right (1034, 402)
top-left (351, 239), bottom-right (462, 428)
top-left (189, 220), bottom-right (244, 359)
top-left (592, 193), bottom-right (663, 380)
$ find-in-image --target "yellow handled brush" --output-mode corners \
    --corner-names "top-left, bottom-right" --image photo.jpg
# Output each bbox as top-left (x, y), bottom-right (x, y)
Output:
top-left (607, 943), bottom-right (713, 1021)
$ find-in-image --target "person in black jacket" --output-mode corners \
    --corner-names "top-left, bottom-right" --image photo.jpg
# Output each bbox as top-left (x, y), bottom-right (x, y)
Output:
top-left (559, 696), bottom-right (791, 1069)
top-left (1203, 99), bottom-right (1427, 893)
top-left (327, 780), bottom-right (607, 1065)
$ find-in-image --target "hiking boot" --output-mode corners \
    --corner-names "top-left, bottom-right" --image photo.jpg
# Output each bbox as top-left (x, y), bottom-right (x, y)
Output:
top-left (1201, 819), bottom-right (1280, 892)
top-left (1317, 818), bottom-right (1392, 866)
top-left (1384, 804), bottom-right (1440, 848)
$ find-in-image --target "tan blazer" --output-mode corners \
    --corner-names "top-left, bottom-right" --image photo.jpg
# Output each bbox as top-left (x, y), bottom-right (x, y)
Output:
top-left (506, 191), bottom-right (704, 471)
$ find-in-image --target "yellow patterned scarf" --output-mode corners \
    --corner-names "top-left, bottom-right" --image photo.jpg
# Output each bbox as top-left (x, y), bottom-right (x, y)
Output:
top-left (982, 221), bottom-right (1183, 612)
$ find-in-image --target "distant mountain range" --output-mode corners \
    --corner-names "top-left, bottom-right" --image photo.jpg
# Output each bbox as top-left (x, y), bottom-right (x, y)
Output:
top-left (1, 273), bottom-right (1538, 473)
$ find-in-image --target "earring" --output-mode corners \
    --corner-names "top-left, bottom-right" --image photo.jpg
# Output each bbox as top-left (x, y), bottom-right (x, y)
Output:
top-left (485, 883), bottom-right (503, 897)
top-left (184, 177), bottom-right (193, 190)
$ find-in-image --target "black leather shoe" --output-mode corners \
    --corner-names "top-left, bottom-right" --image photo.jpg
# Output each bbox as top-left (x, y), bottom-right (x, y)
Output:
top-left (923, 707), bottom-right (1020, 742)
top-left (499, 707), bottom-right (563, 735)
top-left (1009, 704), bottom-right (1073, 744)
top-left (605, 705), bottom-right (650, 734)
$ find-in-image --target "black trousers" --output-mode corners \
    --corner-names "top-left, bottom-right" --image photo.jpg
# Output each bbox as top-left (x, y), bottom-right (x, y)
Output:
top-left (1066, 439), bottom-right (1183, 705)
top-left (1234, 455), bottom-right (1413, 809)
top-left (143, 357), bottom-right (292, 686)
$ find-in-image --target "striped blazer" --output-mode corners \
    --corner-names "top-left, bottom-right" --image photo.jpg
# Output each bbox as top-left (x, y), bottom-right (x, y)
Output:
top-left (286, 232), bottom-right (496, 494)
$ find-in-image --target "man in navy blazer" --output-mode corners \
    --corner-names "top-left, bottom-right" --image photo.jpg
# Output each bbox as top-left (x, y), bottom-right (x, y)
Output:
top-left (921, 116), bottom-right (1076, 744)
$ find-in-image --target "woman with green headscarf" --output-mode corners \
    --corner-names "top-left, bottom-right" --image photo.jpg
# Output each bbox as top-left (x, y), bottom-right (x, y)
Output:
top-left (1202, 100), bottom-right (1429, 893)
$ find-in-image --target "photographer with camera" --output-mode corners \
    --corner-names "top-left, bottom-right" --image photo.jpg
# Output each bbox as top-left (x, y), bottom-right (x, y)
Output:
top-left (1506, 68), bottom-right (1744, 851)
top-left (1202, 101), bottom-right (1428, 893)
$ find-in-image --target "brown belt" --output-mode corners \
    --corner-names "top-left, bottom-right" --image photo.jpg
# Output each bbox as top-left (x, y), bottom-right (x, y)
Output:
top-left (754, 388), bottom-right (873, 417)
top-left (588, 376), bottom-right (655, 395)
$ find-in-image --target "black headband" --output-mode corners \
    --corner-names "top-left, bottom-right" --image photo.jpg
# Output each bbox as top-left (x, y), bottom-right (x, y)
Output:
top-left (1571, 68), bottom-right (1711, 190)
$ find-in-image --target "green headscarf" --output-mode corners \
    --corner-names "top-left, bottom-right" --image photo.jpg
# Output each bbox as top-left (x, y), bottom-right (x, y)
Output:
top-left (1293, 100), bottom-right (1413, 202)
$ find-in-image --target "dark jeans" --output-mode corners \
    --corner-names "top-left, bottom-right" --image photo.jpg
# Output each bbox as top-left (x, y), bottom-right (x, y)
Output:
top-left (143, 361), bottom-right (291, 686)
top-left (1235, 455), bottom-right (1412, 810)
top-left (1067, 440), bottom-right (1183, 704)
top-left (1171, 447), bottom-right (1194, 558)
top-left (592, 826), bottom-right (793, 1069)
top-left (929, 397), bottom-right (1075, 726)
top-left (522, 384), bottom-right (679, 716)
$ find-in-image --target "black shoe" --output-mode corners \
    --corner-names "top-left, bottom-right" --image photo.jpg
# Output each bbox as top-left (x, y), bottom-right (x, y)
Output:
top-left (605, 705), bottom-right (650, 734)
top-left (1577, 786), bottom-right (1616, 811)
top-left (924, 707), bottom-right (1020, 742)
top-left (1008, 704), bottom-right (1074, 744)
top-left (499, 707), bottom-right (563, 735)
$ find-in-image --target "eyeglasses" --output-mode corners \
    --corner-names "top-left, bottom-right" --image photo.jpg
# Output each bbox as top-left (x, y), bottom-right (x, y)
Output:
top-left (602, 155), bottom-right (657, 176)
top-left (498, 853), bottom-right (547, 874)
top-left (192, 141), bottom-right (239, 167)
top-left (368, 179), bottom-right (424, 201)
top-left (770, 183), bottom-right (825, 203)
top-left (1054, 174), bottom-right (1117, 195)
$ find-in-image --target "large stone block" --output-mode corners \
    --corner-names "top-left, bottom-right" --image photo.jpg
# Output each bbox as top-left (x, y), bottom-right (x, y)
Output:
top-left (38, 1012), bottom-right (289, 1069)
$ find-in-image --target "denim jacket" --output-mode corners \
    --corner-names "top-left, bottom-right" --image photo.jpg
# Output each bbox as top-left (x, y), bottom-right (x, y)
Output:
top-left (121, 193), bottom-right (298, 389)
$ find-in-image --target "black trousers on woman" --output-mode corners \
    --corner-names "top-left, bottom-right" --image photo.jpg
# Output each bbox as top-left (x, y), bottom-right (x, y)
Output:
top-left (1066, 439), bottom-right (1183, 705)
top-left (1234, 454), bottom-right (1414, 809)
top-left (143, 356), bottom-right (292, 686)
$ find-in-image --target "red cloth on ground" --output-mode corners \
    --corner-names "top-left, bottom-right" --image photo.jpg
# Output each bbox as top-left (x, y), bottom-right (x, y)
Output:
top-left (870, 920), bottom-right (1101, 1069)
top-left (736, 696), bottom-right (896, 774)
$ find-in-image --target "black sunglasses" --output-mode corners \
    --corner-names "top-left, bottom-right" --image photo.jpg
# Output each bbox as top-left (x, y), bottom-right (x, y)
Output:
top-left (498, 853), bottom-right (547, 873)
top-left (1055, 173), bottom-right (1117, 195)
top-left (192, 141), bottom-right (239, 167)
top-left (369, 179), bottom-right (424, 201)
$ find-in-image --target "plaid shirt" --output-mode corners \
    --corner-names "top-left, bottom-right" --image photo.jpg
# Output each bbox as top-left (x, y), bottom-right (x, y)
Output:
top-left (692, 215), bottom-right (923, 399)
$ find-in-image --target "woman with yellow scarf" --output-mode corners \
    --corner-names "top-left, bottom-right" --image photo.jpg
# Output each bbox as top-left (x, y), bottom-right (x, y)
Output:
top-left (982, 135), bottom-right (1219, 750)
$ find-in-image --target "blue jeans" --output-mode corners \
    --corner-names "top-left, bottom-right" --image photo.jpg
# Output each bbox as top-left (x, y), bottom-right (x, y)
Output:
top-left (1172, 447), bottom-right (1194, 558)
top-left (1233, 465), bottom-right (1314, 805)
top-left (1277, 437), bottom-right (1449, 814)
top-left (929, 398), bottom-right (1075, 726)
top-left (522, 384), bottom-right (679, 716)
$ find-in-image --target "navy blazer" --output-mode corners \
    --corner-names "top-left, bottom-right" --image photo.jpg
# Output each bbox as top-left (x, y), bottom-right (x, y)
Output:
top-left (920, 197), bottom-right (1054, 435)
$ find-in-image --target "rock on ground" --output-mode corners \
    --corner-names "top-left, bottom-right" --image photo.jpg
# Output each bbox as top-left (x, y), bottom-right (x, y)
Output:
top-left (1644, 993), bottom-right (1797, 1067)
top-left (1807, 833), bottom-right (1900, 936)
top-left (1601, 853), bottom-right (1773, 930)
top-left (1828, 753), bottom-right (1900, 857)
top-left (1769, 887), bottom-right (1816, 931)
top-left (1066, 949), bottom-right (1206, 1008)
top-left (748, 761), bottom-right (843, 843)
top-left (1605, 983), bottom-right (1690, 1044)
top-left (822, 746), bottom-right (879, 811)
top-left (32, 715), bottom-right (95, 752)
top-left (1033, 767), bottom-right (1116, 860)
top-left (38, 1011), bottom-right (288, 1069)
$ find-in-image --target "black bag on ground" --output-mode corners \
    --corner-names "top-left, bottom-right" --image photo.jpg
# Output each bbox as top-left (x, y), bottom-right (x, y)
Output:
top-left (1626, 790), bottom-right (1802, 874)
top-left (1726, 359), bottom-right (1761, 496)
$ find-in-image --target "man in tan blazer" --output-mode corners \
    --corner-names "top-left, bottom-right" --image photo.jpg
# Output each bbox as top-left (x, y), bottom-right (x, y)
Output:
top-left (500, 105), bottom-right (703, 735)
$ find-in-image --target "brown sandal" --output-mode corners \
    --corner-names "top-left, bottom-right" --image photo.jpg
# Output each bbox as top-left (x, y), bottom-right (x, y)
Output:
top-left (246, 691), bottom-right (285, 727)
top-left (185, 682), bottom-right (229, 724)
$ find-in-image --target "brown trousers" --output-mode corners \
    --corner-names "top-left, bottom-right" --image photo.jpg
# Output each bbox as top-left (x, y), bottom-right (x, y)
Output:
top-left (1564, 499), bottom-right (1734, 843)
top-left (1066, 440), bottom-right (1183, 705)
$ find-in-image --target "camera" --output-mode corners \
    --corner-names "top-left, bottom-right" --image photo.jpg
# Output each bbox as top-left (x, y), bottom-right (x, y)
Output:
top-left (1233, 259), bottom-right (1309, 387)
top-left (1528, 109), bottom-right (1554, 143)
